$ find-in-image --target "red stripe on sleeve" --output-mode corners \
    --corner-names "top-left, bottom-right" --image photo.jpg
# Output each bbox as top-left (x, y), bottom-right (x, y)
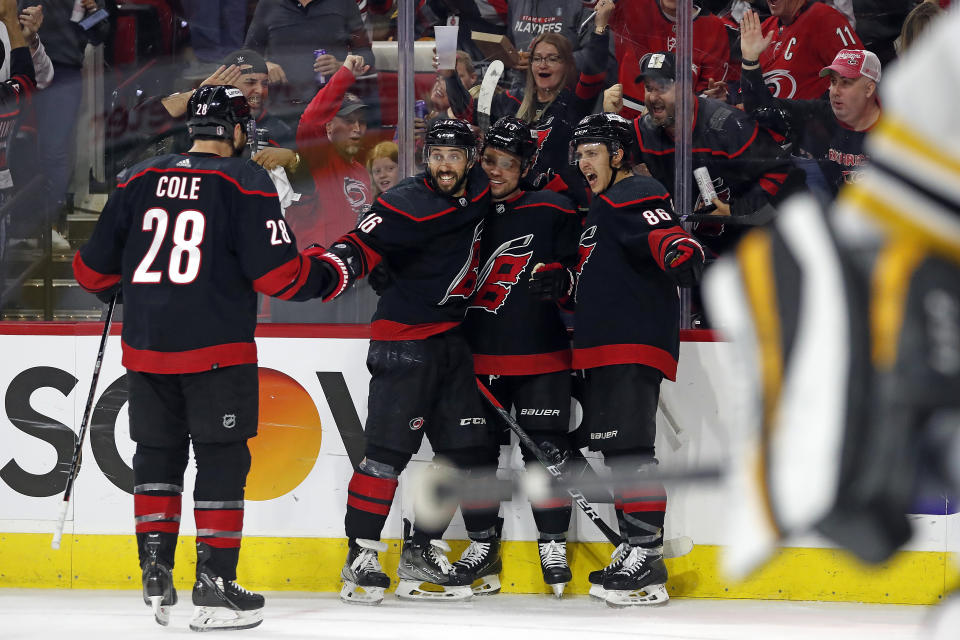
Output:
top-left (344, 233), bottom-right (383, 274)
top-left (253, 256), bottom-right (302, 297)
top-left (72, 251), bottom-right (121, 293)
top-left (646, 226), bottom-right (688, 270)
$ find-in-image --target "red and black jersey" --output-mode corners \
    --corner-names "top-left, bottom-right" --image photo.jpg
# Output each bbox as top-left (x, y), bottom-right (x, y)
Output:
top-left (760, 1), bottom-right (862, 99)
top-left (634, 97), bottom-right (790, 217)
top-left (0, 47), bottom-right (36, 186)
top-left (611, 0), bottom-right (731, 117)
top-left (73, 152), bottom-right (333, 374)
top-left (331, 166), bottom-right (492, 341)
top-left (463, 190), bottom-right (580, 376)
top-left (572, 176), bottom-right (695, 381)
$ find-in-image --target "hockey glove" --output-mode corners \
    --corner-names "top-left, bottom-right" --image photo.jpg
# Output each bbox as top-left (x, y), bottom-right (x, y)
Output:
top-left (95, 284), bottom-right (122, 305)
top-left (529, 262), bottom-right (573, 302)
top-left (663, 237), bottom-right (705, 288)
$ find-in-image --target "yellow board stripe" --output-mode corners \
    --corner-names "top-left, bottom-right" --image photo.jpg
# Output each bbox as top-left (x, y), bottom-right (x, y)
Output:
top-left (737, 229), bottom-right (783, 537)
top-left (1, 533), bottom-right (956, 605)
top-left (870, 240), bottom-right (926, 370)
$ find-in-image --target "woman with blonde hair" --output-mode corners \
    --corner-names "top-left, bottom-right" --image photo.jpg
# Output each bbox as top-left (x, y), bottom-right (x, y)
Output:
top-left (442, 0), bottom-right (616, 207)
top-left (366, 141), bottom-right (400, 196)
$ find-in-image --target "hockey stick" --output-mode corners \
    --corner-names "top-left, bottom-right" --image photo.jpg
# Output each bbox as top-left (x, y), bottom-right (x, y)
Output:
top-left (476, 377), bottom-right (695, 558)
top-left (477, 60), bottom-right (504, 132)
top-left (52, 295), bottom-right (117, 550)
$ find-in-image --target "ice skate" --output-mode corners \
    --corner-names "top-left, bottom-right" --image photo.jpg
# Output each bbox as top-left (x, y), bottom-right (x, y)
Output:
top-left (602, 545), bottom-right (669, 607)
top-left (453, 535), bottom-right (502, 595)
top-left (538, 539), bottom-right (572, 598)
top-left (587, 542), bottom-right (629, 600)
top-left (140, 533), bottom-right (177, 626)
top-left (190, 543), bottom-right (264, 631)
top-left (396, 524), bottom-right (473, 602)
top-left (340, 538), bottom-right (390, 605)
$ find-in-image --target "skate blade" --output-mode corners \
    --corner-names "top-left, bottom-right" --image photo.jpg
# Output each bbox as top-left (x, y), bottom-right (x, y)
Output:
top-left (339, 582), bottom-right (385, 606)
top-left (549, 583), bottom-right (566, 599)
top-left (149, 595), bottom-right (171, 626)
top-left (588, 584), bottom-right (607, 600)
top-left (395, 579), bottom-right (473, 602)
top-left (604, 584), bottom-right (670, 608)
top-left (189, 605), bottom-right (264, 632)
top-left (471, 575), bottom-right (501, 596)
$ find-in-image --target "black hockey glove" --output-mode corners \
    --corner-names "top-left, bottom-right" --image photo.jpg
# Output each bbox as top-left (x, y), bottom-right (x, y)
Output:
top-left (94, 284), bottom-right (122, 305)
top-left (663, 237), bottom-right (705, 288)
top-left (529, 262), bottom-right (573, 302)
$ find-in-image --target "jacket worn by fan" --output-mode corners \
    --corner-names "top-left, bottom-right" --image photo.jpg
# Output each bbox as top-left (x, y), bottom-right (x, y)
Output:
top-left (572, 175), bottom-right (694, 380)
top-left (330, 165), bottom-right (492, 341)
top-left (463, 189), bottom-right (580, 376)
top-left (73, 152), bottom-right (333, 374)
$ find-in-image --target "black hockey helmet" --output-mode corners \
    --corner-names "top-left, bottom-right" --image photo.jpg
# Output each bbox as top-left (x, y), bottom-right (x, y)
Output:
top-left (483, 116), bottom-right (537, 168)
top-left (568, 112), bottom-right (635, 166)
top-left (423, 118), bottom-right (478, 163)
top-left (187, 85), bottom-right (252, 141)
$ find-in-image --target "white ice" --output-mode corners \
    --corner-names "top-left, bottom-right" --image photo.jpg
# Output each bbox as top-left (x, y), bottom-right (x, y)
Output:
top-left (0, 590), bottom-right (933, 640)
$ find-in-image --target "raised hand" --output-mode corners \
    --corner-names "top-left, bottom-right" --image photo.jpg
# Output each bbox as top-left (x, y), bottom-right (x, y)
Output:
top-left (740, 9), bottom-right (774, 62)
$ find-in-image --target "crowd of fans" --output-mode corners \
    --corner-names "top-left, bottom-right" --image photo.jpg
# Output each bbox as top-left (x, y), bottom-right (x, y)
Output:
top-left (0, 0), bottom-right (952, 322)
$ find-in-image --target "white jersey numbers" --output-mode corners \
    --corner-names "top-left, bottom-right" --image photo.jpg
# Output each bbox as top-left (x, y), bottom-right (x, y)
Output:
top-left (642, 208), bottom-right (673, 226)
top-left (266, 219), bottom-right (292, 245)
top-left (132, 208), bottom-right (206, 284)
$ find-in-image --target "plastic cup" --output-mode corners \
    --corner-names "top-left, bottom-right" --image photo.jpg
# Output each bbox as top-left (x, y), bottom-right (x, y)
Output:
top-left (434, 25), bottom-right (459, 70)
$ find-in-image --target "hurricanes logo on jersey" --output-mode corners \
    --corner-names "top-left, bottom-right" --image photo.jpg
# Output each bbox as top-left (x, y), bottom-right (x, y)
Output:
top-left (575, 225), bottom-right (598, 302)
top-left (343, 177), bottom-right (372, 218)
top-left (534, 117), bottom-right (554, 163)
top-left (440, 221), bottom-right (485, 303)
top-left (470, 234), bottom-right (535, 314)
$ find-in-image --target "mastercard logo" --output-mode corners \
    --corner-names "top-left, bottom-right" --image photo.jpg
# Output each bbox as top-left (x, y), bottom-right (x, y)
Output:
top-left (246, 368), bottom-right (323, 501)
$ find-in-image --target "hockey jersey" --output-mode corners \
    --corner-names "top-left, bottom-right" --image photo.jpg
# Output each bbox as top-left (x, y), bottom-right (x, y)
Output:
top-left (290, 65), bottom-right (373, 249)
top-left (634, 97), bottom-right (791, 217)
top-left (463, 190), bottom-right (580, 375)
top-left (572, 176), bottom-right (694, 380)
top-left (612, 0), bottom-right (731, 114)
top-left (0, 47), bottom-right (35, 191)
top-left (73, 152), bottom-right (333, 374)
top-left (741, 64), bottom-right (875, 197)
top-left (446, 28), bottom-right (608, 208)
top-left (760, 1), bottom-right (863, 99)
top-left (331, 166), bottom-right (491, 341)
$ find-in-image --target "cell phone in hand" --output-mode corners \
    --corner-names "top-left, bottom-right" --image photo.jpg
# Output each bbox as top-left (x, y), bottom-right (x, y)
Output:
top-left (78, 8), bottom-right (109, 31)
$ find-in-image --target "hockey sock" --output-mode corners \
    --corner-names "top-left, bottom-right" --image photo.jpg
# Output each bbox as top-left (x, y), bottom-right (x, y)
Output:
top-left (609, 456), bottom-right (666, 548)
top-left (531, 497), bottom-right (572, 538)
top-left (345, 470), bottom-right (399, 541)
top-left (133, 443), bottom-right (188, 567)
top-left (193, 441), bottom-right (250, 581)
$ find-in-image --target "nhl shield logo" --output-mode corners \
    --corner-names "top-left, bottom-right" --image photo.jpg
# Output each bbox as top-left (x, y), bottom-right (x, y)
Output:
top-left (495, 203), bottom-right (506, 215)
top-left (222, 414), bottom-right (236, 429)
top-left (409, 417), bottom-right (424, 431)
top-left (458, 197), bottom-right (468, 207)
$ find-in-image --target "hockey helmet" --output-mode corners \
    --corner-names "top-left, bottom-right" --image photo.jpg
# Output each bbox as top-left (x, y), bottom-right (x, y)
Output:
top-left (187, 85), bottom-right (252, 141)
top-left (423, 118), bottom-right (478, 163)
top-left (483, 116), bottom-right (537, 169)
top-left (568, 112), bottom-right (635, 166)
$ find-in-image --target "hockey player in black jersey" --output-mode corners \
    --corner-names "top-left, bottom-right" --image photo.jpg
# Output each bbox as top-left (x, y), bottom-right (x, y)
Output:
top-left (457, 116), bottom-right (581, 597)
top-left (311, 119), bottom-right (495, 605)
top-left (73, 86), bottom-right (343, 631)
top-left (534, 113), bottom-right (704, 607)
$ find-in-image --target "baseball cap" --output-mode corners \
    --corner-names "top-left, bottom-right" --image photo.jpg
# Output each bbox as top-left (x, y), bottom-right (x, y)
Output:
top-left (336, 93), bottom-right (368, 118)
top-left (636, 51), bottom-right (676, 83)
top-left (221, 49), bottom-right (268, 75)
top-left (819, 49), bottom-right (882, 83)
